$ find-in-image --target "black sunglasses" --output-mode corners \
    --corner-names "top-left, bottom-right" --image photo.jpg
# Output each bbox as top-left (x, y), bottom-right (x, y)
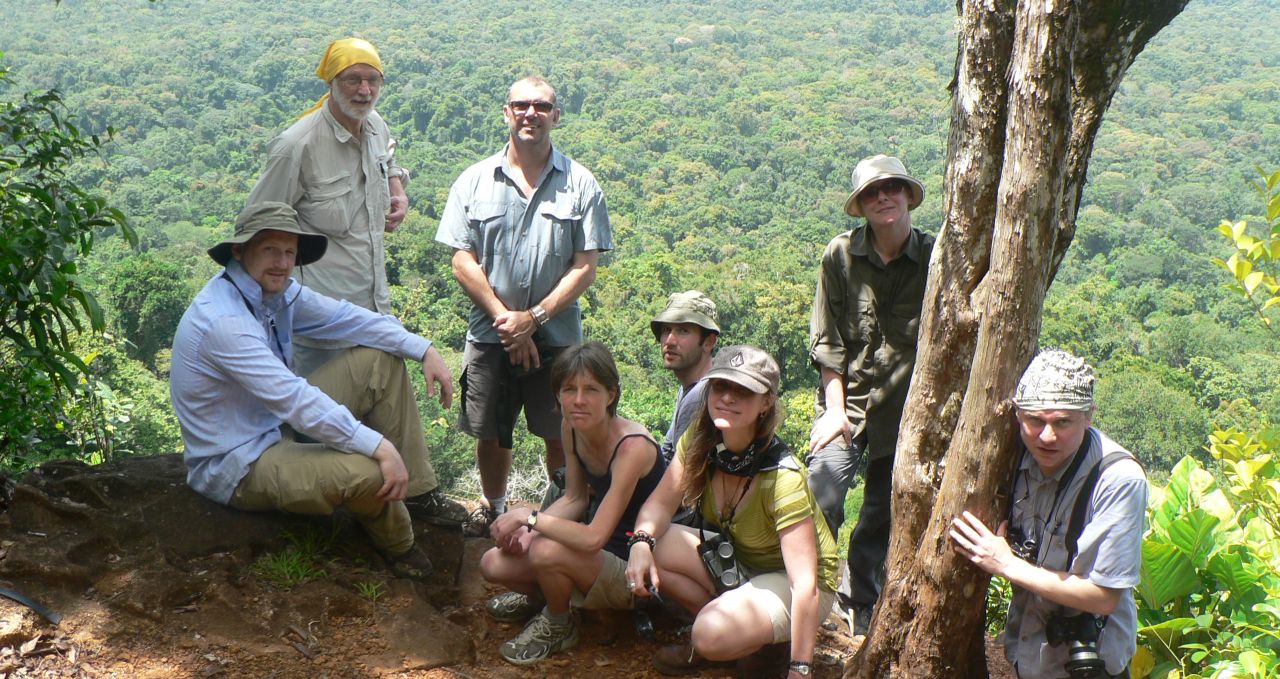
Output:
top-left (507, 100), bottom-right (556, 114)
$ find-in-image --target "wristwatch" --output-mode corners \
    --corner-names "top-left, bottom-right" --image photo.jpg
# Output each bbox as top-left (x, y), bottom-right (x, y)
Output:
top-left (529, 304), bottom-right (550, 328)
top-left (788, 660), bottom-right (812, 676)
top-left (526, 510), bottom-right (539, 531)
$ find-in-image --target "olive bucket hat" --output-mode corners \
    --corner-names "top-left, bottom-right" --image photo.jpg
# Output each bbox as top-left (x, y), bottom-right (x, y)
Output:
top-left (650, 290), bottom-right (721, 341)
top-left (208, 202), bottom-right (328, 267)
top-left (843, 154), bottom-right (925, 218)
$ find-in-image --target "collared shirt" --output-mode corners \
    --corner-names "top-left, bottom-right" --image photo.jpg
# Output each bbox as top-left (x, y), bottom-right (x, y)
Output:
top-left (808, 224), bottom-right (934, 459)
top-left (246, 105), bottom-right (402, 336)
top-left (1004, 428), bottom-right (1148, 678)
top-left (434, 144), bottom-right (613, 346)
top-left (661, 378), bottom-right (708, 462)
top-left (170, 260), bottom-right (430, 505)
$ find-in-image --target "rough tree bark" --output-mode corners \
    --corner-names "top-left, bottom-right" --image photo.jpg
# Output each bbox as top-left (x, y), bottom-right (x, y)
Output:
top-left (847, 1), bottom-right (1188, 677)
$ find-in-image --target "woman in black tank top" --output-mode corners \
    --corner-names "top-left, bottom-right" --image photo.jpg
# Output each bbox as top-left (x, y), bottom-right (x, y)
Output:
top-left (478, 342), bottom-right (666, 666)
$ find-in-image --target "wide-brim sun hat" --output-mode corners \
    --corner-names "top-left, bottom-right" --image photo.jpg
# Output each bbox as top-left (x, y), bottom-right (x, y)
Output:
top-left (843, 154), bottom-right (925, 218)
top-left (650, 290), bottom-right (721, 340)
top-left (704, 345), bottom-right (780, 395)
top-left (208, 202), bottom-right (328, 267)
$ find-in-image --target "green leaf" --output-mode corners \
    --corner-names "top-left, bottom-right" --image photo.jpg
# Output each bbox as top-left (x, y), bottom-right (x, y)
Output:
top-left (1138, 542), bottom-right (1199, 608)
top-left (1168, 509), bottom-right (1221, 565)
top-left (1206, 548), bottom-right (1259, 600)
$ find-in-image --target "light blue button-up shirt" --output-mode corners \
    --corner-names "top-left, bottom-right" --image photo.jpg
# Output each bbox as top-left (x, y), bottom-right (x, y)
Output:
top-left (434, 145), bottom-right (613, 346)
top-left (1005, 428), bottom-right (1148, 678)
top-left (170, 260), bottom-right (430, 504)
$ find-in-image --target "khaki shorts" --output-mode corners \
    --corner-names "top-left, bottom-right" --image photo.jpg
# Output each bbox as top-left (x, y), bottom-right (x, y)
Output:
top-left (738, 571), bottom-right (838, 643)
top-left (458, 342), bottom-right (563, 442)
top-left (570, 550), bottom-right (634, 610)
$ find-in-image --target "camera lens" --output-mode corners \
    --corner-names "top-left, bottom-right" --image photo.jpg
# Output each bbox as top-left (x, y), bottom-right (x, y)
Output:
top-left (1065, 641), bottom-right (1104, 678)
top-left (717, 542), bottom-right (734, 559)
top-left (721, 570), bottom-right (739, 587)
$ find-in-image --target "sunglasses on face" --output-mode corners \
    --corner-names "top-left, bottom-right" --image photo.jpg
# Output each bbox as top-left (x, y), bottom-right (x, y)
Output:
top-left (859, 180), bottom-right (906, 202)
top-left (507, 99), bottom-right (556, 114)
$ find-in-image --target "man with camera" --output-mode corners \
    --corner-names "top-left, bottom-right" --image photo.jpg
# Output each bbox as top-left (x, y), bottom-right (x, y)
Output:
top-left (949, 350), bottom-right (1148, 678)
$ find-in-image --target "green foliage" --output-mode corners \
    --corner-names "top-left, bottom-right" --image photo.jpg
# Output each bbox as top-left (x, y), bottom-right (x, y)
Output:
top-left (1213, 169), bottom-right (1280, 335)
top-left (250, 524), bottom-right (341, 589)
top-left (1134, 437), bottom-right (1280, 679)
top-left (103, 254), bottom-right (191, 368)
top-left (0, 54), bottom-right (134, 463)
top-left (354, 579), bottom-right (387, 603)
top-left (1132, 169), bottom-right (1280, 679)
top-left (251, 548), bottom-right (329, 589)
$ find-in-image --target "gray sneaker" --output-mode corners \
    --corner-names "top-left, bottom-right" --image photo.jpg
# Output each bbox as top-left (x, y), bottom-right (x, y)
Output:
top-left (486, 591), bottom-right (546, 623)
top-left (499, 612), bottom-right (579, 665)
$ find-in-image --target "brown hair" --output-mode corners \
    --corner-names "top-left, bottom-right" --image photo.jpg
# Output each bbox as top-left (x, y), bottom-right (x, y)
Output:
top-left (677, 381), bottom-right (783, 507)
top-left (550, 341), bottom-right (620, 416)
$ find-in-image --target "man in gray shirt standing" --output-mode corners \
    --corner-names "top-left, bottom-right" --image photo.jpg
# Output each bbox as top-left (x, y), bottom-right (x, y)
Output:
top-left (435, 76), bottom-right (612, 535)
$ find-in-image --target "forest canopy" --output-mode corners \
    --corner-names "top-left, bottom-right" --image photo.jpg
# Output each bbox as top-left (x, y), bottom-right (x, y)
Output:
top-left (0, 0), bottom-right (1276, 486)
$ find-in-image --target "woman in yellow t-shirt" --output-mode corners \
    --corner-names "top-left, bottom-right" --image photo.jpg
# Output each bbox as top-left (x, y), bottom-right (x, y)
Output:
top-left (625, 345), bottom-right (838, 678)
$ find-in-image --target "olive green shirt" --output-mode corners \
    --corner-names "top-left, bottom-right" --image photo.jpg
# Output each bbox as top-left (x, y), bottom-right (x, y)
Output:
top-left (808, 224), bottom-right (934, 460)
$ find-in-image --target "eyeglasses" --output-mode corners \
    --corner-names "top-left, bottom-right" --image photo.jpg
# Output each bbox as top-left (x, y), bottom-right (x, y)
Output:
top-left (335, 74), bottom-right (385, 89)
top-left (507, 99), bottom-right (556, 114)
top-left (859, 180), bottom-right (906, 202)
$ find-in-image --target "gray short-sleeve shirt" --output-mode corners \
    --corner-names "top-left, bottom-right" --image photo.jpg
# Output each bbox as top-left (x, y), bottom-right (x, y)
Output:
top-left (1004, 428), bottom-right (1148, 678)
top-left (435, 145), bottom-right (612, 346)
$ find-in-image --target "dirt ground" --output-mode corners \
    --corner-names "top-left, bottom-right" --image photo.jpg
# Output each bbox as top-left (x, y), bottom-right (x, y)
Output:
top-left (0, 456), bottom-right (1017, 678)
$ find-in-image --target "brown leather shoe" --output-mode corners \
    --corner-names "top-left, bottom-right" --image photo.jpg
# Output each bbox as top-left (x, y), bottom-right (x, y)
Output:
top-left (653, 642), bottom-right (732, 676)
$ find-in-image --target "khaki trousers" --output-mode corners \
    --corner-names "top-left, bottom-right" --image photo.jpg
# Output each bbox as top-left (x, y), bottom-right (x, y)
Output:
top-left (231, 347), bottom-right (437, 555)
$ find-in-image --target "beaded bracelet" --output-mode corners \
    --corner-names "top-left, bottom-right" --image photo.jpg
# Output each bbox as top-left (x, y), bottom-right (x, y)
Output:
top-left (626, 530), bottom-right (656, 551)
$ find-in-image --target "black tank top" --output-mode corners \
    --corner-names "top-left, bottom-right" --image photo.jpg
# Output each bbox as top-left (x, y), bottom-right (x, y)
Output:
top-left (572, 432), bottom-right (667, 558)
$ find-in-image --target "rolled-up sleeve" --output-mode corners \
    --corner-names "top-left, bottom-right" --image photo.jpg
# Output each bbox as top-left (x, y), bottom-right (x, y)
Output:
top-left (809, 242), bottom-right (847, 374)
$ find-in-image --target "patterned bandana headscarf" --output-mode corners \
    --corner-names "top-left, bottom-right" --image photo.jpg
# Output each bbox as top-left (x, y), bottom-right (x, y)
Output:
top-left (1013, 349), bottom-right (1096, 412)
top-left (299, 37), bottom-right (384, 118)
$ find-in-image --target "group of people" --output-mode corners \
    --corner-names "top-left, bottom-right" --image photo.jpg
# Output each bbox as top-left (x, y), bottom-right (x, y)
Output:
top-left (168, 36), bottom-right (1148, 679)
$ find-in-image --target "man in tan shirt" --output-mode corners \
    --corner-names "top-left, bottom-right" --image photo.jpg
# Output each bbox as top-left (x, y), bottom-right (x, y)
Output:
top-left (246, 36), bottom-right (409, 377)
top-left (246, 38), bottom-right (465, 526)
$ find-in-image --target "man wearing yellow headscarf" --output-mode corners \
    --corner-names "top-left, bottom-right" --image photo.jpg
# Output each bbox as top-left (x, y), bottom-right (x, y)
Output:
top-left (245, 38), bottom-right (467, 527)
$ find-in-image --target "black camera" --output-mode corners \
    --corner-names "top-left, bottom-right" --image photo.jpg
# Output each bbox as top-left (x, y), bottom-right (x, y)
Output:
top-left (698, 534), bottom-right (742, 593)
top-left (1006, 525), bottom-right (1039, 562)
top-left (1046, 613), bottom-right (1106, 678)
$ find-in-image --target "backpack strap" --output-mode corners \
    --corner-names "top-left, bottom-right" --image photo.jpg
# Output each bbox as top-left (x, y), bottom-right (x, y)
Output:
top-left (1064, 450), bottom-right (1135, 564)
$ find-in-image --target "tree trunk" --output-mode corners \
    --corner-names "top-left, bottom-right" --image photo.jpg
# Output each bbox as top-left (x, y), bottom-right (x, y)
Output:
top-left (847, 1), bottom-right (1188, 677)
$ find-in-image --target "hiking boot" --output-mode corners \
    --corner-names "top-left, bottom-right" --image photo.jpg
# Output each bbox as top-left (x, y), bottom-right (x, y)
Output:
top-left (498, 611), bottom-right (579, 665)
top-left (382, 544), bottom-right (433, 581)
top-left (462, 505), bottom-right (497, 538)
top-left (486, 591), bottom-right (546, 623)
top-left (404, 490), bottom-right (469, 527)
top-left (653, 642), bottom-right (732, 676)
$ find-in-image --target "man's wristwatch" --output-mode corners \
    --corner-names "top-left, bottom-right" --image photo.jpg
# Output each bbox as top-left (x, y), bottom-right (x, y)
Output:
top-left (788, 660), bottom-right (813, 676)
top-left (529, 304), bottom-right (550, 328)
top-left (526, 510), bottom-right (539, 531)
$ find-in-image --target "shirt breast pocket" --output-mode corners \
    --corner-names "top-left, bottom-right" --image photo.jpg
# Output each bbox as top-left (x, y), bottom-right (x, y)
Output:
top-left (469, 201), bottom-right (512, 257)
top-left (539, 203), bottom-right (583, 256)
top-left (883, 298), bottom-right (924, 348)
top-left (304, 171), bottom-right (355, 236)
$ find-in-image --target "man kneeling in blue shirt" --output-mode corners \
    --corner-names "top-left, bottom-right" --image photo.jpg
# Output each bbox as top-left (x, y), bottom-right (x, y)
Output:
top-left (171, 202), bottom-right (454, 579)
